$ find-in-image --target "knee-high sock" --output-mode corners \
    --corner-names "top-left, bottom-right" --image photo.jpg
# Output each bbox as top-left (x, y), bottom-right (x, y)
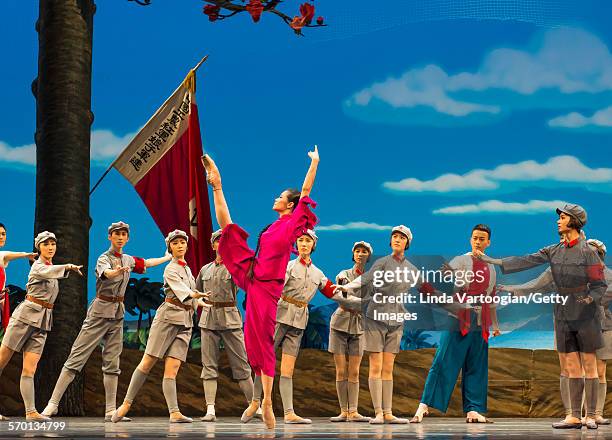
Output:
top-left (348, 381), bottom-right (360, 413)
top-left (368, 378), bottom-right (382, 413)
top-left (162, 378), bottom-right (179, 414)
top-left (124, 368), bottom-right (149, 404)
top-left (560, 375), bottom-right (571, 417)
top-left (203, 379), bottom-right (217, 406)
top-left (48, 368), bottom-right (76, 407)
top-left (103, 374), bottom-right (119, 414)
top-left (382, 380), bottom-right (393, 414)
top-left (238, 378), bottom-right (254, 404)
top-left (569, 378), bottom-right (585, 419)
top-left (279, 376), bottom-right (294, 415)
top-left (336, 380), bottom-right (348, 412)
top-left (585, 378), bottom-right (599, 417)
top-left (253, 375), bottom-right (263, 402)
top-left (596, 381), bottom-right (607, 417)
top-left (20, 376), bottom-right (36, 414)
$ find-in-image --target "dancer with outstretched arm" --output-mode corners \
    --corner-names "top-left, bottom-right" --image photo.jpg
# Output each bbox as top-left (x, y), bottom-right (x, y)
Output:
top-left (202, 146), bottom-right (320, 429)
top-left (0, 232), bottom-right (82, 421)
top-left (475, 204), bottom-right (607, 430)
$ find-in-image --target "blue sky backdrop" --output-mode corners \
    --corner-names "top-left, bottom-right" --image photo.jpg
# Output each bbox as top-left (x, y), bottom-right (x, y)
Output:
top-left (1, 1), bottom-right (611, 331)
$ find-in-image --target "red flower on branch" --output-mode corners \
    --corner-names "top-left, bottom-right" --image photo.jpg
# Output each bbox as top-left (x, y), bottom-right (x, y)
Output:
top-left (203, 4), bottom-right (221, 21)
top-left (316, 16), bottom-right (324, 25)
top-left (246, 0), bottom-right (264, 23)
top-left (299, 2), bottom-right (315, 25)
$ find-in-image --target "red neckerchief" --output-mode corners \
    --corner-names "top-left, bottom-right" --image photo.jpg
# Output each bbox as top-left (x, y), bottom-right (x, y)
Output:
top-left (177, 259), bottom-right (187, 267)
top-left (355, 266), bottom-right (364, 276)
top-left (456, 256), bottom-right (492, 342)
top-left (112, 251), bottom-right (122, 258)
top-left (299, 257), bottom-right (312, 267)
top-left (44, 260), bottom-right (52, 266)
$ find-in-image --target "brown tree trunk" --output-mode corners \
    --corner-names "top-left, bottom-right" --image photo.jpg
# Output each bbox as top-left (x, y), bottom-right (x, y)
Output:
top-left (32, 0), bottom-right (95, 416)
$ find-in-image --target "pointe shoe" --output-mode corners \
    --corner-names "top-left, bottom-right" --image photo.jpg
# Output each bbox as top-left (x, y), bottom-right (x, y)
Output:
top-left (111, 402), bottom-right (131, 423)
top-left (410, 404), bottom-right (429, 424)
top-left (41, 403), bottom-right (58, 418)
top-left (347, 411), bottom-right (370, 422)
top-left (384, 413), bottom-right (408, 424)
top-left (255, 407), bottom-right (263, 419)
top-left (284, 412), bottom-right (312, 424)
top-left (552, 416), bottom-right (582, 429)
top-left (241, 400), bottom-right (260, 423)
top-left (26, 412), bottom-right (51, 422)
top-left (369, 413), bottom-right (384, 425)
top-left (596, 416), bottom-right (610, 425)
top-left (105, 414), bottom-right (132, 422)
top-left (200, 413), bottom-right (216, 422)
top-left (170, 412), bottom-right (193, 423)
top-left (329, 411), bottom-right (348, 422)
top-left (585, 417), bottom-right (598, 430)
top-left (261, 401), bottom-right (275, 429)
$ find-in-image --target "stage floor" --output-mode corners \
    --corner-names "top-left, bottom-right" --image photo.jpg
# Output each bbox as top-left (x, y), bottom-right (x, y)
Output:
top-left (0, 417), bottom-right (604, 438)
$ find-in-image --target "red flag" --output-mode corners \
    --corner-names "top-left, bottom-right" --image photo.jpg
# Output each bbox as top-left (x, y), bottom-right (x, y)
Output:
top-left (113, 73), bottom-right (214, 272)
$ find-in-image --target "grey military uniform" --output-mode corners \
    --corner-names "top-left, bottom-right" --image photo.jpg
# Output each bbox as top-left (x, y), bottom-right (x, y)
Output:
top-left (328, 266), bottom-right (365, 356)
top-left (145, 259), bottom-right (197, 362)
top-left (196, 260), bottom-right (251, 380)
top-left (62, 249), bottom-right (145, 375)
top-left (509, 266), bottom-right (612, 358)
top-left (344, 254), bottom-right (420, 354)
top-left (501, 239), bottom-right (608, 353)
top-left (274, 258), bottom-right (331, 357)
top-left (2, 259), bottom-right (69, 354)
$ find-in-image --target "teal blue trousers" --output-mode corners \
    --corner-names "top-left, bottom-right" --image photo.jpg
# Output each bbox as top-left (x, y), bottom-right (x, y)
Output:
top-left (420, 323), bottom-right (489, 413)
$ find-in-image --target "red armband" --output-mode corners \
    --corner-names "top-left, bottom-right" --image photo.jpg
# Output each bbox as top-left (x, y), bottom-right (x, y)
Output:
top-left (321, 279), bottom-right (336, 299)
top-left (588, 263), bottom-right (605, 282)
top-left (133, 257), bottom-right (146, 274)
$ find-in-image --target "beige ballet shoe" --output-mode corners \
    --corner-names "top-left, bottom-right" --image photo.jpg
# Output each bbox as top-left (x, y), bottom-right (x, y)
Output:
top-left (261, 400), bottom-right (275, 429)
top-left (26, 411), bottom-right (51, 422)
top-left (169, 412), bottom-right (193, 423)
top-left (111, 401), bottom-right (131, 423)
top-left (410, 403), bottom-right (429, 423)
top-left (241, 400), bottom-right (260, 423)
top-left (284, 411), bottom-right (312, 424)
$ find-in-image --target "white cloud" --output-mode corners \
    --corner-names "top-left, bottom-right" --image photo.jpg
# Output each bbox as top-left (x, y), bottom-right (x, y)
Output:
top-left (0, 141), bottom-right (36, 166)
top-left (0, 129), bottom-right (137, 167)
top-left (433, 200), bottom-right (567, 215)
top-left (548, 106), bottom-right (612, 129)
top-left (384, 155), bottom-right (612, 193)
top-left (345, 28), bottom-right (612, 124)
top-left (316, 222), bottom-right (393, 232)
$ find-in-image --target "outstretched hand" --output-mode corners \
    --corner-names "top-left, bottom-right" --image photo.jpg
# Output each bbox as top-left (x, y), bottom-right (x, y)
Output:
top-left (202, 154), bottom-right (221, 189)
top-left (69, 264), bottom-right (84, 277)
top-left (308, 145), bottom-right (319, 162)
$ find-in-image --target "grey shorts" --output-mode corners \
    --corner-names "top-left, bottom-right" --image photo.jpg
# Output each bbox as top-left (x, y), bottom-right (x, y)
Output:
top-left (144, 318), bottom-right (192, 362)
top-left (328, 328), bottom-right (364, 356)
top-left (556, 318), bottom-right (603, 354)
top-left (274, 322), bottom-right (304, 357)
top-left (597, 331), bottom-right (612, 360)
top-left (363, 317), bottom-right (403, 354)
top-left (1, 319), bottom-right (47, 354)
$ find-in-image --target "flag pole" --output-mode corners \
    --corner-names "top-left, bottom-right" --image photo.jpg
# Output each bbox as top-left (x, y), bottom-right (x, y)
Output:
top-left (89, 55), bottom-right (209, 197)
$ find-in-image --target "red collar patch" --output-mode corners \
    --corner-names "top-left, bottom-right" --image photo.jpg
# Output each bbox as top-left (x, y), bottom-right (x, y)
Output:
top-left (177, 260), bottom-right (187, 267)
top-left (299, 257), bottom-right (311, 267)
